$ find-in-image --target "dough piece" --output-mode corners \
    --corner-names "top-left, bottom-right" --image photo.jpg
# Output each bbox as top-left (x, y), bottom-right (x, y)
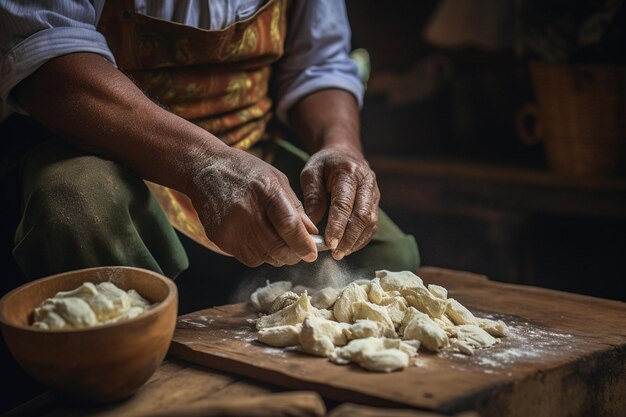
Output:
top-left (450, 324), bottom-right (498, 355)
top-left (299, 314), bottom-right (349, 357)
top-left (55, 282), bottom-right (98, 298)
top-left (352, 301), bottom-right (397, 338)
top-left (360, 349), bottom-right (410, 372)
top-left (108, 306), bottom-right (146, 323)
top-left (95, 282), bottom-right (132, 312)
top-left (256, 292), bottom-right (310, 330)
top-left (446, 298), bottom-right (478, 325)
top-left (330, 337), bottom-right (416, 372)
top-left (55, 282), bottom-right (128, 322)
top-left (127, 289), bottom-right (151, 308)
top-left (375, 270), bottom-right (423, 291)
top-left (401, 286), bottom-right (448, 318)
top-left (367, 278), bottom-right (386, 304)
top-left (269, 291), bottom-right (300, 313)
top-left (427, 284), bottom-right (448, 300)
top-left (477, 317), bottom-right (509, 337)
top-left (311, 287), bottom-right (340, 310)
top-left (333, 282), bottom-right (368, 323)
top-left (257, 324), bottom-right (302, 347)
top-left (312, 308), bottom-right (335, 321)
top-left (33, 298), bottom-right (97, 329)
top-left (344, 319), bottom-right (384, 340)
top-left (380, 296), bottom-right (408, 329)
top-left (250, 281), bottom-right (293, 313)
top-left (432, 314), bottom-right (456, 333)
top-left (402, 307), bottom-right (449, 351)
top-left (32, 281), bottom-right (152, 329)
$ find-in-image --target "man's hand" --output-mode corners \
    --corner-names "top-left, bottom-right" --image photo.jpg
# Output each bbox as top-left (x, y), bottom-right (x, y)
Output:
top-left (187, 146), bottom-right (319, 267)
top-left (15, 53), bottom-right (319, 268)
top-left (300, 144), bottom-right (379, 260)
top-left (291, 89), bottom-right (379, 260)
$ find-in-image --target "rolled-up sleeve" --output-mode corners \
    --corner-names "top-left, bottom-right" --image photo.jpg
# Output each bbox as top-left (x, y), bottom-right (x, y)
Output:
top-left (0, 1), bottom-right (115, 111)
top-left (274, 0), bottom-right (364, 124)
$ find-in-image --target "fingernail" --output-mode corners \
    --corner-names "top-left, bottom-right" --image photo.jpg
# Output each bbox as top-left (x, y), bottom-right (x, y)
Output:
top-left (333, 250), bottom-right (345, 261)
top-left (329, 238), bottom-right (339, 250)
top-left (304, 252), bottom-right (318, 263)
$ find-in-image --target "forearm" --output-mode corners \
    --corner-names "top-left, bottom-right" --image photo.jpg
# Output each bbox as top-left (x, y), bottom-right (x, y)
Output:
top-left (290, 89), bottom-right (362, 155)
top-left (13, 52), bottom-right (229, 194)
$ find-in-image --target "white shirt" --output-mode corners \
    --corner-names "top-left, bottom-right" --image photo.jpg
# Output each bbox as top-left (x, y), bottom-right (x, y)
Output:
top-left (0, 0), bottom-right (363, 122)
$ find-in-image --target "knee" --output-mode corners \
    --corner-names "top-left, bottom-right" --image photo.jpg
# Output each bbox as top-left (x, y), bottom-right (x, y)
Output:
top-left (19, 155), bottom-right (140, 237)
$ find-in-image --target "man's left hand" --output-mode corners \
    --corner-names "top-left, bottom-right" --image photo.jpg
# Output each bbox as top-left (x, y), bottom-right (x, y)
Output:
top-left (300, 144), bottom-right (380, 260)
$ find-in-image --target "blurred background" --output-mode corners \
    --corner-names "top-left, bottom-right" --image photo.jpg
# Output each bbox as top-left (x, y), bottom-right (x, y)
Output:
top-left (344, 0), bottom-right (626, 301)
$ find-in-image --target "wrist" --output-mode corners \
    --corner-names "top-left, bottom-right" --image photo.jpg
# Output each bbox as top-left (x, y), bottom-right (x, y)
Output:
top-left (319, 132), bottom-right (364, 158)
top-left (178, 132), bottom-right (233, 198)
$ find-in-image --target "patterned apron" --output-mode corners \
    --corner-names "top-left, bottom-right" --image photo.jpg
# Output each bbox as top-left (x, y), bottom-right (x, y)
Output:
top-left (97, 0), bottom-right (289, 254)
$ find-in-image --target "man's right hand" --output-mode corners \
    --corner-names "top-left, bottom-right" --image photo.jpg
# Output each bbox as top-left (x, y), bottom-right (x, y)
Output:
top-left (186, 146), bottom-right (319, 267)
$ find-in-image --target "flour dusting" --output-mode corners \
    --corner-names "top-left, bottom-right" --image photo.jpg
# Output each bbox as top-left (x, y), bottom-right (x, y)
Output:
top-left (440, 312), bottom-right (577, 374)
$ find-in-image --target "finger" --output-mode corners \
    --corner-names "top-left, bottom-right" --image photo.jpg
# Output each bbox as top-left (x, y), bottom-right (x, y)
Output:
top-left (236, 243), bottom-right (265, 268)
top-left (275, 171), bottom-right (319, 235)
top-left (301, 212), bottom-right (319, 234)
top-left (266, 190), bottom-right (318, 262)
top-left (350, 210), bottom-right (379, 254)
top-left (264, 256), bottom-right (285, 268)
top-left (324, 173), bottom-right (357, 252)
top-left (300, 164), bottom-right (328, 225)
top-left (334, 180), bottom-right (378, 260)
top-left (258, 224), bottom-right (303, 266)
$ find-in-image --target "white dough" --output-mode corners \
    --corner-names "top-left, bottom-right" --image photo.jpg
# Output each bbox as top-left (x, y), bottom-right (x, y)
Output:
top-left (330, 337), bottom-right (417, 372)
top-left (477, 317), bottom-right (509, 337)
top-left (375, 270), bottom-right (423, 291)
top-left (310, 287), bottom-right (340, 310)
top-left (256, 292), bottom-right (311, 330)
top-left (299, 314), bottom-right (349, 357)
top-left (367, 278), bottom-right (386, 304)
top-left (401, 286), bottom-right (448, 318)
top-left (450, 324), bottom-right (498, 355)
top-left (333, 282), bottom-right (368, 323)
top-left (250, 281), bottom-right (293, 312)
top-left (269, 291), bottom-right (300, 313)
top-left (250, 270), bottom-right (509, 370)
top-left (352, 301), bottom-right (397, 338)
top-left (344, 319), bottom-right (384, 340)
top-left (32, 282), bottom-right (152, 330)
top-left (427, 284), bottom-right (448, 300)
top-left (257, 324), bottom-right (302, 347)
top-left (380, 296), bottom-right (408, 329)
top-left (446, 298), bottom-right (478, 325)
top-left (401, 307), bottom-right (449, 351)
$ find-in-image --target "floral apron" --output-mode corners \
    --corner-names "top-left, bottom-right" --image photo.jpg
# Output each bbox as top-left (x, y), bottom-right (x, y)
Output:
top-left (97, 0), bottom-right (289, 254)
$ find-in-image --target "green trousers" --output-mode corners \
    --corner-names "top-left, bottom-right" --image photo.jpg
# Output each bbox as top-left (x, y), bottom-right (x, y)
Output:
top-left (10, 138), bottom-right (419, 306)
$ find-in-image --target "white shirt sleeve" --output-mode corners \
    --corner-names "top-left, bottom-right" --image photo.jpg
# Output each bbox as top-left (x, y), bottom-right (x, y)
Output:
top-left (0, 1), bottom-right (115, 111)
top-left (273, 0), bottom-right (364, 124)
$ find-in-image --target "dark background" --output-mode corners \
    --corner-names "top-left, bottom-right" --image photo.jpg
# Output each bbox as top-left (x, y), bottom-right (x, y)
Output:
top-left (345, 0), bottom-right (626, 301)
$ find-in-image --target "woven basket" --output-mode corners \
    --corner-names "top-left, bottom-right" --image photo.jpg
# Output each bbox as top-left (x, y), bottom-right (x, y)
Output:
top-left (517, 62), bottom-right (626, 177)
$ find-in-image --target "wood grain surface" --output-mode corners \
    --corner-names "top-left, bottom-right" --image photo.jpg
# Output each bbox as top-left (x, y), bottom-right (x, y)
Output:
top-left (170, 267), bottom-right (626, 417)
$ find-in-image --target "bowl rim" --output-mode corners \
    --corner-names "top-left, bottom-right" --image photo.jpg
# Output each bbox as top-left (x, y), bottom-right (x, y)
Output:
top-left (0, 266), bottom-right (178, 333)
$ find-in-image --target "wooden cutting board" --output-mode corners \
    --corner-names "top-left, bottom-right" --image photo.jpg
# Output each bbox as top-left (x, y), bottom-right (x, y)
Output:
top-left (169, 267), bottom-right (626, 417)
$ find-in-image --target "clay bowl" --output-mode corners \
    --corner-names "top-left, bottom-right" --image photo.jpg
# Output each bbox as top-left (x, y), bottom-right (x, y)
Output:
top-left (0, 266), bottom-right (177, 404)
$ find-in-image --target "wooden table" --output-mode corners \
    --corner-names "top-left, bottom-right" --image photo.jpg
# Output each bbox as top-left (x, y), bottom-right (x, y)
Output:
top-left (5, 268), bottom-right (625, 417)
